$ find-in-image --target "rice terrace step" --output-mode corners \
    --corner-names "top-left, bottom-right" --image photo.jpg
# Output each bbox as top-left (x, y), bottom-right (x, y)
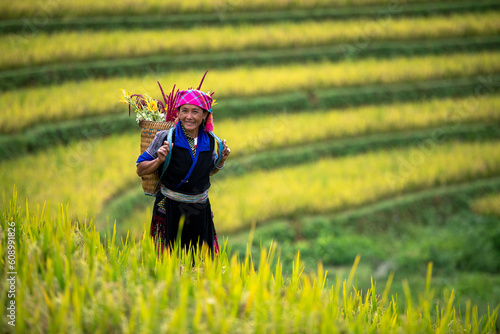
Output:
top-left (1, 0), bottom-right (499, 331)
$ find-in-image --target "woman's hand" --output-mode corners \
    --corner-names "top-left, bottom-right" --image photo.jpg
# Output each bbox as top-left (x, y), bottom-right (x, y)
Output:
top-left (136, 141), bottom-right (173, 176)
top-left (210, 139), bottom-right (231, 176)
top-left (220, 139), bottom-right (231, 164)
top-left (157, 141), bottom-right (173, 163)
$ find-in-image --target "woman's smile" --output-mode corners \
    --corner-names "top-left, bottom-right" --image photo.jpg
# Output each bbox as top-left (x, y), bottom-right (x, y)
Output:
top-left (179, 104), bottom-right (208, 137)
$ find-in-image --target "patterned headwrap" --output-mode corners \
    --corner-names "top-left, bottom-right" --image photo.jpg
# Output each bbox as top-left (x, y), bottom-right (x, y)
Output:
top-left (176, 89), bottom-right (214, 132)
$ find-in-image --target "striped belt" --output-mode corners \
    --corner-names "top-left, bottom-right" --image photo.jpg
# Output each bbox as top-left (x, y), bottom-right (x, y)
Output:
top-left (161, 185), bottom-right (209, 203)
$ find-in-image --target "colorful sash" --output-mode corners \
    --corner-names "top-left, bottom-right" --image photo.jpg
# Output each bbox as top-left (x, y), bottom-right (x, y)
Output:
top-left (161, 184), bottom-right (209, 203)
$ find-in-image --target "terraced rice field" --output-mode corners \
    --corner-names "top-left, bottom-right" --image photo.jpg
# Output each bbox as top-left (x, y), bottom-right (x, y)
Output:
top-left (2, 95), bottom-right (499, 224)
top-left (1, 0), bottom-right (500, 330)
top-left (2, 51), bottom-right (499, 133)
top-left (3, 12), bottom-right (499, 69)
top-left (0, 0), bottom-right (472, 19)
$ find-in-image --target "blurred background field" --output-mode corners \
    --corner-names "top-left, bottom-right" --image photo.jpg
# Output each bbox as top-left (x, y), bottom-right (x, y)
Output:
top-left (1, 0), bottom-right (499, 327)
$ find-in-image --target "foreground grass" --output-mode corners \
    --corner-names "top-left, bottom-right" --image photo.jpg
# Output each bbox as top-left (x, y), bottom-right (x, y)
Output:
top-left (0, 192), bottom-right (498, 333)
top-left (4, 11), bottom-right (499, 70)
top-left (1, 50), bottom-right (499, 133)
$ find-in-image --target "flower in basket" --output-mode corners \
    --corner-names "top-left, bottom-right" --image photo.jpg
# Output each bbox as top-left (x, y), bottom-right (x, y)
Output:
top-left (120, 70), bottom-right (214, 125)
top-left (120, 89), bottom-right (165, 123)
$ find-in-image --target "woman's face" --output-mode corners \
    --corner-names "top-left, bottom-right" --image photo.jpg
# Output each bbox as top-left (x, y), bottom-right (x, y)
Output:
top-left (179, 104), bottom-right (208, 135)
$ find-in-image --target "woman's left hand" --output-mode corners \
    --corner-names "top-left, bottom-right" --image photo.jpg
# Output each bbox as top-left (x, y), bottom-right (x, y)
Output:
top-left (211, 139), bottom-right (230, 174)
top-left (221, 139), bottom-right (231, 162)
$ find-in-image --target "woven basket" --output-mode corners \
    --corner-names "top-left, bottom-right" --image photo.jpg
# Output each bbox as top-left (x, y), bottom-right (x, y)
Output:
top-left (139, 120), bottom-right (176, 195)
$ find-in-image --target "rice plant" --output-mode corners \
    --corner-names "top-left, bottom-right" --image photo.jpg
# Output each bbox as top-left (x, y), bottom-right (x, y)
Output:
top-left (0, 0), bottom-right (445, 19)
top-left (0, 191), bottom-right (498, 333)
top-left (3, 11), bottom-right (499, 70)
top-left (471, 192), bottom-right (500, 217)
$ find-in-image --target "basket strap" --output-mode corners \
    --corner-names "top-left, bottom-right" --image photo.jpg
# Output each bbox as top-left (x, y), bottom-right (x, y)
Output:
top-left (153, 129), bottom-right (222, 194)
top-left (153, 127), bottom-right (174, 194)
top-left (209, 131), bottom-right (224, 172)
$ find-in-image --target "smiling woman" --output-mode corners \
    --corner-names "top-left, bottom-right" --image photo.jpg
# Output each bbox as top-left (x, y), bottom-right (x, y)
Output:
top-left (135, 88), bottom-right (231, 256)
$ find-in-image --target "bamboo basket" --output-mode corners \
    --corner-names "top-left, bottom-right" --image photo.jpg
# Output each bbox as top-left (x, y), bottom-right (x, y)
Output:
top-left (139, 120), bottom-right (176, 196)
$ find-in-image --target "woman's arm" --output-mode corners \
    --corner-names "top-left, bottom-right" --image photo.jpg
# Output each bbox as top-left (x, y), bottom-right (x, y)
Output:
top-left (136, 158), bottom-right (162, 176)
top-left (210, 161), bottom-right (225, 176)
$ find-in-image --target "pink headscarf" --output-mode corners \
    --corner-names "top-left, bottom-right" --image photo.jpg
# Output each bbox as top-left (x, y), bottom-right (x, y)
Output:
top-left (176, 90), bottom-right (214, 132)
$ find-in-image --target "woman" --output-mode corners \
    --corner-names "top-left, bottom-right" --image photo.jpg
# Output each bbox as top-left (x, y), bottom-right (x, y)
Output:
top-left (136, 89), bottom-right (230, 255)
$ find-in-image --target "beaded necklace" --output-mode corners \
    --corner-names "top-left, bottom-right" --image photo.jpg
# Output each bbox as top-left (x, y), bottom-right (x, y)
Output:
top-left (181, 125), bottom-right (197, 157)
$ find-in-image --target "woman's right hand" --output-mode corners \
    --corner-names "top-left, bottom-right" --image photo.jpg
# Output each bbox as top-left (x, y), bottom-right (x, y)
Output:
top-left (157, 141), bottom-right (173, 163)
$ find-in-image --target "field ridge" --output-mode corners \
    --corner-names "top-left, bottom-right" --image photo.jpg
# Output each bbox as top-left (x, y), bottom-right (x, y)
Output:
top-left (1, 74), bottom-right (498, 159)
top-left (4, 11), bottom-right (500, 72)
top-left (229, 175), bottom-right (500, 251)
top-left (1, 0), bottom-right (496, 25)
top-left (298, 175), bottom-right (500, 226)
top-left (3, 35), bottom-right (499, 91)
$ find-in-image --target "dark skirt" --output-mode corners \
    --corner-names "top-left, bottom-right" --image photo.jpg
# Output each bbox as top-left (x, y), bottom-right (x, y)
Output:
top-left (150, 194), bottom-right (219, 255)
